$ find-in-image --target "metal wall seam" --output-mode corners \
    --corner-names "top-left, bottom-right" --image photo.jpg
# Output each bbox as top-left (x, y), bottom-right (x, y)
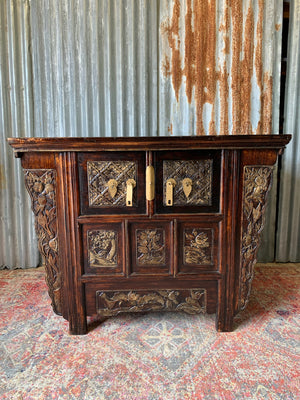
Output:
top-left (276, 0), bottom-right (300, 262)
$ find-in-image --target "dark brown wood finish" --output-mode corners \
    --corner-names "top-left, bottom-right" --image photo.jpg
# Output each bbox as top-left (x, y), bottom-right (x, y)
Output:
top-left (8, 135), bottom-right (291, 334)
top-left (8, 135), bottom-right (291, 154)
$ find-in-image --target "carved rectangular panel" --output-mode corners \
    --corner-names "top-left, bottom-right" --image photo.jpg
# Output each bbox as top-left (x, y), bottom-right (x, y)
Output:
top-left (78, 152), bottom-right (146, 215)
top-left (88, 230), bottom-right (118, 267)
top-left (178, 222), bottom-right (219, 274)
top-left (83, 223), bottom-right (124, 275)
top-left (129, 221), bottom-right (172, 275)
top-left (96, 289), bottom-right (206, 317)
top-left (87, 161), bottom-right (137, 207)
top-left (154, 150), bottom-right (221, 214)
top-left (183, 228), bottom-right (213, 265)
top-left (163, 159), bottom-right (213, 206)
top-left (136, 229), bottom-right (166, 266)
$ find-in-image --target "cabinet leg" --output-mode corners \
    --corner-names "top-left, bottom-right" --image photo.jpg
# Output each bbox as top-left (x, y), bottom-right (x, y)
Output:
top-left (68, 314), bottom-right (87, 335)
top-left (216, 309), bottom-right (234, 332)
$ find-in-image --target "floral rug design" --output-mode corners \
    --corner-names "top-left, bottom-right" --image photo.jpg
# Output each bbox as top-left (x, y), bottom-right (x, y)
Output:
top-left (0, 264), bottom-right (299, 399)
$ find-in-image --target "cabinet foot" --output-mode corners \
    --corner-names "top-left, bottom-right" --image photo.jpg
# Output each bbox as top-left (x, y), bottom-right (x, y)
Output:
top-left (68, 315), bottom-right (87, 335)
top-left (216, 314), bottom-right (234, 332)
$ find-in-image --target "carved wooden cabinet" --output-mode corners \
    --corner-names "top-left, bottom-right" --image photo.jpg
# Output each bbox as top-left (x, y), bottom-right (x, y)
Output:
top-left (8, 135), bottom-right (291, 334)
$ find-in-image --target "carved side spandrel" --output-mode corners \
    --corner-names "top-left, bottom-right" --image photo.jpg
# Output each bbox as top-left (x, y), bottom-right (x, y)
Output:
top-left (24, 169), bottom-right (62, 315)
top-left (239, 166), bottom-right (273, 310)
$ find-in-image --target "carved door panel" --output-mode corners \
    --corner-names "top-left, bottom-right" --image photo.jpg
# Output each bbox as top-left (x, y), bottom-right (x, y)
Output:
top-left (82, 222), bottom-right (125, 275)
top-left (177, 221), bottom-right (220, 274)
top-left (154, 150), bottom-right (221, 214)
top-left (78, 152), bottom-right (146, 215)
top-left (128, 220), bottom-right (172, 275)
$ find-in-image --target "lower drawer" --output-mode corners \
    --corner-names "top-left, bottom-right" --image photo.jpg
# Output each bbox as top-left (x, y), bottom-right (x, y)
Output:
top-left (85, 280), bottom-right (218, 316)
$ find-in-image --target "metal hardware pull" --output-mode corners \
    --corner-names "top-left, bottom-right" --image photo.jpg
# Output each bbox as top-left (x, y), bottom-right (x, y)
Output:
top-left (166, 178), bottom-right (176, 206)
top-left (126, 179), bottom-right (136, 207)
top-left (182, 178), bottom-right (193, 199)
top-left (146, 165), bottom-right (155, 201)
top-left (107, 179), bottom-right (118, 199)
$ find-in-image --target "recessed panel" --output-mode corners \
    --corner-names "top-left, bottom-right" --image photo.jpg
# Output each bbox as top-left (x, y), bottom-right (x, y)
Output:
top-left (178, 222), bottom-right (220, 274)
top-left (129, 221), bottom-right (172, 275)
top-left (83, 223), bottom-right (124, 275)
top-left (87, 161), bottom-right (137, 207)
top-left (78, 152), bottom-right (146, 215)
top-left (163, 159), bottom-right (213, 206)
top-left (154, 150), bottom-right (221, 214)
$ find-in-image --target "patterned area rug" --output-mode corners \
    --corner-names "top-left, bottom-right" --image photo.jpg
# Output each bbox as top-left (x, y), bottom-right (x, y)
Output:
top-left (0, 264), bottom-right (299, 399)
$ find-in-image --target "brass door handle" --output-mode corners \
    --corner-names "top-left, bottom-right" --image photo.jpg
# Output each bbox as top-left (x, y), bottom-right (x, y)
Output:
top-left (146, 165), bottom-right (155, 201)
top-left (166, 178), bottom-right (176, 206)
top-left (107, 179), bottom-right (118, 199)
top-left (182, 178), bottom-right (192, 199)
top-left (126, 179), bottom-right (136, 207)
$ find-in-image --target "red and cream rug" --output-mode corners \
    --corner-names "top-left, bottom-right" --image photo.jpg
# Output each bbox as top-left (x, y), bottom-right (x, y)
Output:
top-left (0, 264), bottom-right (299, 399)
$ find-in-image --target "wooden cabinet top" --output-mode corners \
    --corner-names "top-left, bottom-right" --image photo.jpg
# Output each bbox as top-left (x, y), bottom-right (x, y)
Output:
top-left (8, 135), bottom-right (291, 156)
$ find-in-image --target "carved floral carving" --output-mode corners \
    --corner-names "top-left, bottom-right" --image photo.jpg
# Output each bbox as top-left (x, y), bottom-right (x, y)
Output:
top-left (136, 229), bottom-right (166, 265)
top-left (163, 159), bottom-right (212, 206)
top-left (184, 229), bottom-right (212, 265)
top-left (88, 230), bottom-right (118, 267)
top-left (87, 161), bottom-right (137, 207)
top-left (24, 169), bottom-right (62, 315)
top-left (239, 166), bottom-right (273, 310)
top-left (96, 289), bottom-right (206, 316)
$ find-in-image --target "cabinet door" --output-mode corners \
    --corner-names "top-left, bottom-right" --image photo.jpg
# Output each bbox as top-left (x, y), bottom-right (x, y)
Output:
top-left (154, 150), bottom-right (221, 214)
top-left (177, 221), bottom-right (220, 274)
top-left (128, 220), bottom-right (172, 276)
top-left (78, 152), bottom-right (146, 215)
top-left (82, 222), bottom-right (125, 275)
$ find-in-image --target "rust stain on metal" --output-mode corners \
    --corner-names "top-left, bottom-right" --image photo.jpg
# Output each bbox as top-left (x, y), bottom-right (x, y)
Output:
top-left (220, 67), bottom-right (229, 135)
top-left (161, 56), bottom-right (171, 77)
top-left (255, 0), bottom-right (264, 134)
top-left (162, 0), bottom-right (218, 135)
top-left (275, 23), bottom-right (281, 32)
top-left (161, 0), bottom-right (273, 136)
top-left (219, 0), bottom-right (230, 135)
top-left (261, 72), bottom-right (273, 135)
top-left (161, 0), bottom-right (182, 101)
top-left (231, 1), bottom-right (243, 134)
top-left (219, 0), bottom-right (230, 56)
top-left (240, 4), bottom-right (255, 135)
top-left (168, 123), bottom-right (174, 135)
top-left (184, 0), bottom-right (195, 104)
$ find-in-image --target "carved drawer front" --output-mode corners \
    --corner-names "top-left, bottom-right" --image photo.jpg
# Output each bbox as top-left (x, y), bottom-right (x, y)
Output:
top-left (82, 223), bottom-right (124, 275)
top-left (128, 221), bottom-right (172, 275)
top-left (177, 222), bottom-right (220, 274)
top-left (95, 289), bottom-right (207, 317)
top-left (154, 150), bottom-right (221, 214)
top-left (78, 152), bottom-right (146, 215)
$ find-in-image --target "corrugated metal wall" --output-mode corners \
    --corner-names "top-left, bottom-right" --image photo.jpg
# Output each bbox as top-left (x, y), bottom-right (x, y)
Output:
top-left (0, 0), bottom-right (299, 268)
top-left (30, 0), bottom-right (283, 138)
top-left (0, 0), bottom-right (39, 268)
top-left (276, 0), bottom-right (300, 262)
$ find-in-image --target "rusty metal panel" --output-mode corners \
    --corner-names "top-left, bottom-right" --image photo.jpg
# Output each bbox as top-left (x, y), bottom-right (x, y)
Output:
top-left (159, 0), bottom-right (283, 136)
top-left (276, 0), bottom-right (300, 262)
